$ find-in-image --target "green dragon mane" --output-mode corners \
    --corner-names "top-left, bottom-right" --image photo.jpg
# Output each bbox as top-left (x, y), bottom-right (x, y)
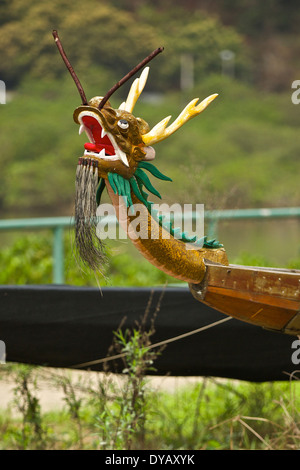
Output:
top-left (96, 162), bottom-right (222, 249)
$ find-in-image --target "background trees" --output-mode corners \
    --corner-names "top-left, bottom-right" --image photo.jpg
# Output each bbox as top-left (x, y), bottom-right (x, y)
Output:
top-left (0, 0), bottom-right (299, 217)
top-left (0, 0), bottom-right (248, 89)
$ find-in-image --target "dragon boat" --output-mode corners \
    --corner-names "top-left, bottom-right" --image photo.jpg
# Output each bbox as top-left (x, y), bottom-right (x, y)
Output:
top-left (54, 32), bottom-right (300, 337)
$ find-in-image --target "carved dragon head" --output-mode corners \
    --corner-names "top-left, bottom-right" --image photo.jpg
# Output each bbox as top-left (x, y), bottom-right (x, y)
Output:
top-left (73, 65), bottom-right (217, 180)
top-left (53, 31), bottom-right (220, 272)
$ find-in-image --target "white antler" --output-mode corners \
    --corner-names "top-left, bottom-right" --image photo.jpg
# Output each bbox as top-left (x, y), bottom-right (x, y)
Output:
top-left (142, 94), bottom-right (218, 146)
top-left (119, 67), bottom-right (149, 113)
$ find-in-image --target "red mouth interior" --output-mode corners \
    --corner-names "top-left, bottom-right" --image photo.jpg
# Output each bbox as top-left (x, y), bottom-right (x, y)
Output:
top-left (82, 115), bottom-right (115, 156)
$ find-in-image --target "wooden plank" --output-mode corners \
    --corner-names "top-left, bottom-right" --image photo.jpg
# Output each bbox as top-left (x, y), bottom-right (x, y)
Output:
top-left (203, 289), bottom-right (297, 331)
top-left (190, 263), bottom-right (300, 334)
top-left (206, 265), bottom-right (300, 301)
top-left (207, 286), bottom-right (299, 311)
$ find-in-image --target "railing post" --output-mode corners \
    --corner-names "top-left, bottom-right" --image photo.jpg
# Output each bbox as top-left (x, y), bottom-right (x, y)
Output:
top-left (53, 226), bottom-right (64, 284)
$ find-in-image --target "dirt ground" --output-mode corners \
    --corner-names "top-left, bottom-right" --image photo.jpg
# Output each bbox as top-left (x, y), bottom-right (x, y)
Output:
top-left (0, 368), bottom-right (205, 414)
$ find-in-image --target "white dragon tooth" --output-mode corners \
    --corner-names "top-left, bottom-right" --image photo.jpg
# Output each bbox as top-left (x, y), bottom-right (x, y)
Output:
top-left (83, 127), bottom-right (94, 143)
top-left (79, 124), bottom-right (85, 135)
top-left (118, 101), bottom-right (126, 110)
top-left (99, 149), bottom-right (106, 158)
top-left (101, 127), bottom-right (107, 139)
top-left (118, 149), bottom-right (129, 167)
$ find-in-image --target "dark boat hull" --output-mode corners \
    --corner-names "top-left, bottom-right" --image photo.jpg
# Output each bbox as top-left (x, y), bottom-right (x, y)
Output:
top-left (189, 263), bottom-right (300, 335)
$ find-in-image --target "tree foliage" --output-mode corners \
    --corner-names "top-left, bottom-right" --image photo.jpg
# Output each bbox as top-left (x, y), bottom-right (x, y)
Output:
top-left (0, 0), bottom-right (248, 89)
top-left (0, 0), bottom-right (298, 218)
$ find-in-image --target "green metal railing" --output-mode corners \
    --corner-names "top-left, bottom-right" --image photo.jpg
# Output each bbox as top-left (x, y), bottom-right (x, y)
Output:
top-left (0, 207), bottom-right (299, 284)
top-left (0, 217), bottom-right (71, 285)
top-left (204, 207), bottom-right (300, 238)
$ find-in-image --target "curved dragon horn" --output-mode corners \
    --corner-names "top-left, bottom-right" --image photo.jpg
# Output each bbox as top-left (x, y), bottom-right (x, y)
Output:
top-left (142, 94), bottom-right (218, 146)
top-left (98, 47), bottom-right (163, 110)
top-left (119, 67), bottom-right (149, 113)
top-left (52, 30), bottom-right (88, 105)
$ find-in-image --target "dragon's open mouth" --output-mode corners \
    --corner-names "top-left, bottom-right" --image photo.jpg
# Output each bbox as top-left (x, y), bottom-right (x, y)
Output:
top-left (78, 110), bottom-right (129, 166)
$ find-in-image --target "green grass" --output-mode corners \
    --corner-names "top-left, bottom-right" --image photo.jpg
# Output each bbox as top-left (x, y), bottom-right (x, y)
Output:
top-left (0, 365), bottom-right (299, 450)
top-left (146, 380), bottom-right (300, 450)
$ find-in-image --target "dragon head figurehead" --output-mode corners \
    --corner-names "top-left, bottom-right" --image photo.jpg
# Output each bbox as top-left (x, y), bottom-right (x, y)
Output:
top-left (53, 31), bottom-right (222, 274)
top-left (73, 69), bottom-right (155, 180)
top-left (73, 65), bottom-right (217, 181)
top-left (71, 66), bottom-right (220, 272)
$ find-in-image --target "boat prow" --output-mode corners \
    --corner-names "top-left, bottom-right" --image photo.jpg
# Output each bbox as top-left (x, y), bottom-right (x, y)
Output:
top-left (189, 261), bottom-right (300, 335)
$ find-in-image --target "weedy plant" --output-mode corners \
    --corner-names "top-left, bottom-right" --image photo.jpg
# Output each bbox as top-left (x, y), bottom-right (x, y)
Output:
top-left (91, 292), bottom-right (164, 450)
top-left (6, 364), bottom-right (46, 449)
top-left (48, 370), bottom-right (86, 449)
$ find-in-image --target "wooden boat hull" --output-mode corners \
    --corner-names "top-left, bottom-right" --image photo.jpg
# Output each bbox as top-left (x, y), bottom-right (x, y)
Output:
top-left (189, 262), bottom-right (300, 335)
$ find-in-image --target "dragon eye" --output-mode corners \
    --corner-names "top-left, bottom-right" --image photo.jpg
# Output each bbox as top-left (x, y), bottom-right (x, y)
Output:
top-left (118, 119), bottom-right (129, 130)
